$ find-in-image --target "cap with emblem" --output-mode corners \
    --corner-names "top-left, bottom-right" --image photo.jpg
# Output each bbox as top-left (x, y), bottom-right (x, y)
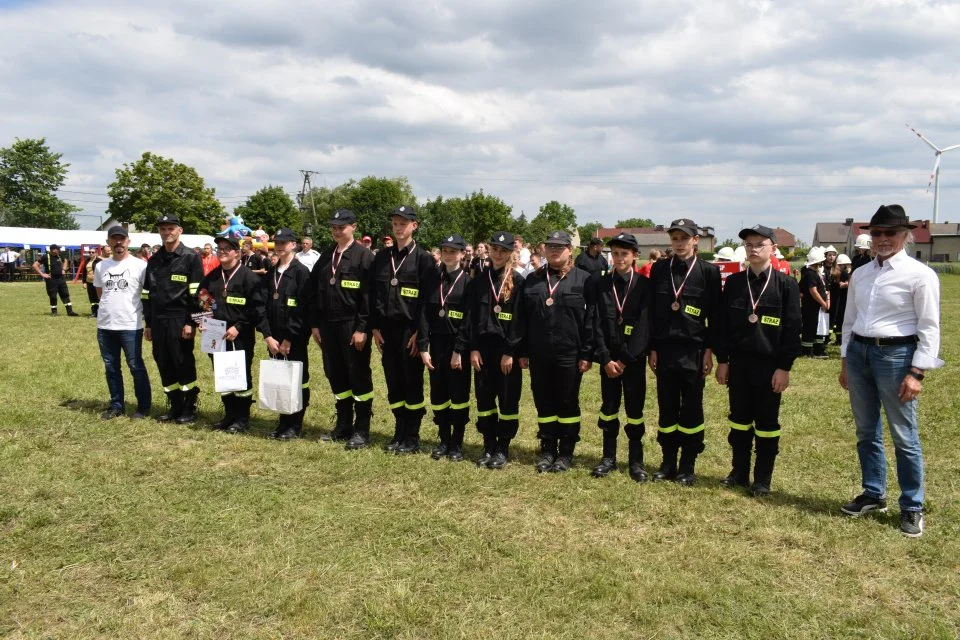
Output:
top-left (545, 230), bottom-right (572, 246)
top-left (667, 218), bottom-right (699, 236)
top-left (489, 231), bottom-right (515, 250)
top-left (329, 208), bottom-right (356, 225)
top-left (274, 228), bottom-right (297, 243)
top-left (738, 224), bottom-right (777, 244)
top-left (156, 214), bottom-right (181, 227)
top-left (107, 225), bottom-right (129, 238)
top-left (439, 234), bottom-right (466, 250)
top-left (390, 205), bottom-right (418, 220)
top-left (215, 235), bottom-right (240, 250)
top-left (606, 232), bottom-right (638, 250)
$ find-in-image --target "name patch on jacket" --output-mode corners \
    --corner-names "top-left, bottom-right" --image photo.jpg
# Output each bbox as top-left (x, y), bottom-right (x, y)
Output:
top-left (287, 298), bottom-right (297, 307)
top-left (624, 324), bottom-right (634, 335)
top-left (226, 296), bottom-right (246, 305)
top-left (400, 287), bottom-right (419, 298)
top-left (684, 305), bottom-right (701, 317)
top-left (761, 315), bottom-right (780, 327)
top-left (497, 311), bottom-right (513, 321)
top-left (447, 309), bottom-right (464, 320)
top-left (340, 279), bottom-right (360, 289)
top-left (170, 274), bottom-right (187, 283)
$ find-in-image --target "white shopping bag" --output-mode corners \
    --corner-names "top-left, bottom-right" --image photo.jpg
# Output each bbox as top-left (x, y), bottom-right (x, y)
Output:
top-left (817, 309), bottom-right (830, 335)
top-left (214, 347), bottom-right (247, 393)
top-left (258, 358), bottom-right (303, 415)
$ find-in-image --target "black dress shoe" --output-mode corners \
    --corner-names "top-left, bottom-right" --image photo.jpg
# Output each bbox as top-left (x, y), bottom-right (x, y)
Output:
top-left (591, 457), bottom-right (616, 478)
top-left (395, 439), bottom-right (420, 454)
top-left (750, 483), bottom-right (771, 497)
top-left (720, 473), bottom-right (750, 488)
top-left (211, 415), bottom-right (235, 430)
top-left (652, 463), bottom-right (677, 482)
top-left (130, 411), bottom-right (149, 420)
top-left (675, 473), bottom-right (696, 486)
top-left (345, 433), bottom-right (370, 449)
top-left (156, 410), bottom-right (181, 423)
top-left (488, 452), bottom-right (508, 470)
top-left (628, 462), bottom-right (649, 483)
top-left (100, 408), bottom-right (123, 420)
top-left (66, 310), bottom-right (79, 317)
top-left (276, 426), bottom-right (300, 441)
top-left (383, 438), bottom-right (402, 452)
top-left (268, 427), bottom-right (284, 439)
top-left (535, 452), bottom-right (555, 473)
top-left (176, 409), bottom-right (198, 425)
top-left (431, 443), bottom-right (449, 460)
top-left (225, 419), bottom-right (249, 434)
top-left (447, 448), bottom-right (464, 462)
top-left (476, 451), bottom-right (493, 467)
top-left (321, 430), bottom-right (350, 443)
top-left (548, 456), bottom-right (573, 473)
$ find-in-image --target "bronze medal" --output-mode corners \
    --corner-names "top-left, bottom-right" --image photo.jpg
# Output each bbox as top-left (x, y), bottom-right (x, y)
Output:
top-left (390, 278), bottom-right (399, 286)
top-left (545, 297), bottom-right (554, 307)
top-left (617, 316), bottom-right (624, 325)
top-left (272, 292), bottom-right (280, 300)
top-left (671, 301), bottom-right (681, 311)
top-left (748, 313), bottom-right (759, 324)
top-left (438, 309), bottom-right (446, 318)
top-left (329, 277), bottom-right (337, 286)
top-left (493, 304), bottom-right (502, 314)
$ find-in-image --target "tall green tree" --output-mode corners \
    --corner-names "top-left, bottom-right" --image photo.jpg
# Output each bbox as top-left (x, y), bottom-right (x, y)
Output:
top-left (418, 190), bottom-right (514, 248)
top-left (233, 185), bottom-right (301, 235)
top-left (578, 220), bottom-right (603, 242)
top-left (302, 176), bottom-right (417, 248)
top-left (614, 217), bottom-right (655, 228)
top-left (528, 200), bottom-right (576, 243)
top-left (0, 137), bottom-right (79, 229)
top-left (107, 152), bottom-right (224, 234)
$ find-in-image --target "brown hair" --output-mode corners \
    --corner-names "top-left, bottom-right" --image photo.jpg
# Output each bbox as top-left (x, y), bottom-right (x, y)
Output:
top-left (500, 251), bottom-right (517, 301)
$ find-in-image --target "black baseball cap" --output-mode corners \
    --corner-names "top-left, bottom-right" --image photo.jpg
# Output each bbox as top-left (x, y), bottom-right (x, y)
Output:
top-left (330, 208), bottom-right (356, 225)
top-left (667, 218), bottom-right (699, 236)
top-left (489, 231), bottom-right (514, 250)
top-left (274, 228), bottom-right (297, 243)
top-left (439, 234), bottom-right (466, 250)
top-left (738, 224), bottom-right (777, 243)
top-left (545, 230), bottom-right (572, 246)
top-left (606, 232), bottom-right (639, 250)
top-left (215, 235), bottom-right (240, 250)
top-left (107, 225), bottom-right (129, 238)
top-left (588, 236), bottom-right (604, 246)
top-left (156, 214), bottom-right (181, 226)
top-left (390, 205), bottom-right (417, 220)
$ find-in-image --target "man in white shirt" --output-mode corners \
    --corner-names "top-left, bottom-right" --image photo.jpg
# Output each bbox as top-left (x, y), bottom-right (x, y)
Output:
top-left (296, 236), bottom-right (321, 272)
top-left (94, 226), bottom-right (152, 420)
top-left (838, 205), bottom-right (943, 538)
top-left (1, 247), bottom-right (20, 282)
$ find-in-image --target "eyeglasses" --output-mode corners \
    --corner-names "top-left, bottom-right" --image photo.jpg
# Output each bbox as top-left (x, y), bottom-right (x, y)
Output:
top-left (743, 242), bottom-right (772, 250)
top-left (870, 229), bottom-right (901, 238)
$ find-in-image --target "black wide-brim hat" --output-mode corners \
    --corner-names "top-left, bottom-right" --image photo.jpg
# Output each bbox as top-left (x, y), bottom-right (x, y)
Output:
top-left (860, 204), bottom-right (916, 229)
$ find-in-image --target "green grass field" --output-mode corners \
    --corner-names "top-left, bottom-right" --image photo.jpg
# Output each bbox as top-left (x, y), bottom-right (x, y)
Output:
top-left (1, 278), bottom-right (958, 639)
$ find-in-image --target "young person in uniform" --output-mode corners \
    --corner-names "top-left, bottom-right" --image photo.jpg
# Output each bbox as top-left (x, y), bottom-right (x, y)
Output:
top-left (83, 247), bottom-right (104, 317)
top-left (714, 225), bottom-right (801, 496)
top-left (144, 215), bottom-right (205, 423)
top-left (310, 209), bottom-right (376, 447)
top-left (418, 234), bottom-right (473, 462)
top-left (469, 231), bottom-right (525, 469)
top-left (260, 228), bottom-right (312, 440)
top-left (648, 219), bottom-right (722, 485)
top-left (241, 238), bottom-right (268, 277)
top-left (32, 244), bottom-right (79, 316)
top-left (518, 230), bottom-right (596, 473)
top-left (198, 235), bottom-right (266, 433)
top-left (591, 232), bottom-right (652, 481)
top-left (799, 247), bottom-right (829, 358)
top-left (369, 205), bottom-right (436, 454)
top-left (829, 254), bottom-right (852, 345)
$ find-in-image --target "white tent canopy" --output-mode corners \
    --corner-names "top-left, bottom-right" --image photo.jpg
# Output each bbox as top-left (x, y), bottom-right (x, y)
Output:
top-left (0, 226), bottom-right (216, 251)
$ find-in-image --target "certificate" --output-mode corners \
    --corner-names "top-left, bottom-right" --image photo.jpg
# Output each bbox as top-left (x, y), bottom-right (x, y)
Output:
top-left (200, 318), bottom-right (227, 354)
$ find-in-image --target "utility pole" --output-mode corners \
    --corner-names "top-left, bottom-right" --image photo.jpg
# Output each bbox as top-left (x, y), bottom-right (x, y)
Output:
top-left (298, 170), bottom-right (320, 236)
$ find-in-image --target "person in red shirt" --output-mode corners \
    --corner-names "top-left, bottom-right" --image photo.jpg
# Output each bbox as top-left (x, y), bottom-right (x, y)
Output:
top-left (200, 243), bottom-right (220, 275)
top-left (637, 249), bottom-right (661, 278)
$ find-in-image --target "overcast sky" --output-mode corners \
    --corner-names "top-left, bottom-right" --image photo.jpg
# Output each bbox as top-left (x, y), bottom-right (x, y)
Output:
top-left (3, 0), bottom-right (959, 243)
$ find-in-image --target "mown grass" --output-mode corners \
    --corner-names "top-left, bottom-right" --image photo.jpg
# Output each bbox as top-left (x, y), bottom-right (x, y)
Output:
top-left (1, 277), bottom-right (958, 639)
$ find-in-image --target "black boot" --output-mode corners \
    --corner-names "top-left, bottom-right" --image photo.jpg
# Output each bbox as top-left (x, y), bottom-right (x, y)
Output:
top-left (627, 437), bottom-right (648, 483)
top-left (652, 446), bottom-right (678, 481)
top-left (447, 423), bottom-right (466, 462)
top-left (751, 438), bottom-right (780, 497)
top-left (66, 305), bottom-right (79, 317)
top-left (549, 435), bottom-right (576, 473)
top-left (323, 398), bottom-right (353, 442)
top-left (176, 389), bottom-right (199, 424)
top-left (721, 430), bottom-right (753, 489)
top-left (157, 390), bottom-right (184, 423)
top-left (431, 420), bottom-right (451, 460)
top-left (813, 341), bottom-right (828, 359)
top-left (536, 439), bottom-right (558, 473)
top-left (396, 412), bottom-right (422, 454)
top-left (384, 411), bottom-right (404, 452)
top-left (801, 345), bottom-right (813, 358)
top-left (346, 400), bottom-right (373, 449)
top-left (226, 397), bottom-right (251, 433)
top-left (591, 430), bottom-right (619, 478)
top-left (476, 433), bottom-right (496, 467)
top-left (675, 447), bottom-right (699, 486)
top-left (488, 437), bottom-right (510, 470)
top-left (212, 395), bottom-right (236, 430)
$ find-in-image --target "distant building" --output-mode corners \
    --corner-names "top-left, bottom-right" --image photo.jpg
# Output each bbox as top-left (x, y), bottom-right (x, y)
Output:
top-left (593, 224), bottom-right (716, 256)
top-left (771, 227), bottom-right (797, 252)
top-left (812, 218), bottom-right (960, 262)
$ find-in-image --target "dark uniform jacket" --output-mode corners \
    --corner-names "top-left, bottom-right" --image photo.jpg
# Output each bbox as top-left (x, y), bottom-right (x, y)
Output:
top-left (574, 251), bottom-right (608, 280)
top-left (799, 266), bottom-right (826, 313)
top-left (310, 240), bottom-right (375, 333)
top-left (369, 241), bottom-right (436, 332)
top-left (851, 252), bottom-right (873, 272)
top-left (714, 267), bottom-right (802, 371)
top-left (649, 256), bottom-right (722, 351)
top-left (198, 264), bottom-right (266, 337)
top-left (241, 252), bottom-right (265, 274)
top-left (468, 266), bottom-right (525, 356)
top-left (260, 259), bottom-right (312, 343)
top-left (40, 253), bottom-right (66, 278)
top-left (144, 243), bottom-right (204, 328)
top-left (594, 268), bottom-right (651, 366)
top-left (518, 265), bottom-right (597, 362)
top-left (417, 266), bottom-right (472, 353)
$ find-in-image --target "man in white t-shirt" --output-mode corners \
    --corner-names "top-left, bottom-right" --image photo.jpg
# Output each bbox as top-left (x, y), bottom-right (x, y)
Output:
top-left (94, 226), bottom-right (152, 420)
top-left (296, 236), bottom-right (321, 271)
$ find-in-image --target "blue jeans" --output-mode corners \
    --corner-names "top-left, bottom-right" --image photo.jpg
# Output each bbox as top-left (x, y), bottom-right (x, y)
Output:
top-left (97, 329), bottom-right (152, 413)
top-left (845, 340), bottom-right (924, 512)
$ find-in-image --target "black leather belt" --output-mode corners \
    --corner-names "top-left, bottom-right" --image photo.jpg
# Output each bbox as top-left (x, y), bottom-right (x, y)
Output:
top-left (852, 333), bottom-right (918, 346)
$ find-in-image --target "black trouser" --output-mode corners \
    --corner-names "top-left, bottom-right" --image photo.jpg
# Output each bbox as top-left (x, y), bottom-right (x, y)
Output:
top-left (277, 336), bottom-right (311, 428)
top-left (726, 352), bottom-right (782, 484)
top-left (209, 330), bottom-right (255, 413)
top-left (598, 357), bottom-right (647, 441)
top-left (152, 316), bottom-right (199, 402)
top-left (530, 355), bottom-right (583, 456)
top-left (473, 338), bottom-right (522, 440)
top-left (801, 303), bottom-right (823, 351)
top-left (85, 282), bottom-right (99, 314)
top-left (45, 277), bottom-right (71, 309)
top-left (3, 263), bottom-right (15, 282)
top-left (428, 334), bottom-right (471, 430)
top-left (655, 352), bottom-right (706, 461)
top-left (380, 322), bottom-right (426, 423)
top-left (320, 321), bottom-right (373, 432)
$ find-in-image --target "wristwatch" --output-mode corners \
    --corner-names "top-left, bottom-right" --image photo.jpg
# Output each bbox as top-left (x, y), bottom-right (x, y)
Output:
top-left (908, 369), bottom-right (925, 381)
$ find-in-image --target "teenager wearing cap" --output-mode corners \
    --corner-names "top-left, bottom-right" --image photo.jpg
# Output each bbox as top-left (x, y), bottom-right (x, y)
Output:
top-left (517, 230), bottom-right (596, 473)
top-left (94, 226), bottom-right (152, 420)
top-left (468, 231), bottom-right (525, 468)
top-left (574, 236), bottom-right (609, 280)
top-left (591, 233), bottom-right (652, 480)
top-left (197, 235), bottom-right (267, 433)
top-left (829, 254), bottom-right (852, 345)
top-left (144, 214), bottom-right (205, 423)
top-left (32, 244), bottom-right (79, 316)
top-left (241, 238), bottom-right (268, 277)
top-left (799, 247), bottom-right (829, 358)
top-left (839, 205), bottom-right (943, 537)
top-left (648, 218), bottom-right (722, 485)
top-left (369, 205), bottom-right (436, 454)
top-left (260, 228), bottom-right (313, 440)
top-left (418, 234), bottom-right (473, 461)
top-left (310, 209), bottom-right (376, 447)
top-left (714, 225), bottom-right (801, 496)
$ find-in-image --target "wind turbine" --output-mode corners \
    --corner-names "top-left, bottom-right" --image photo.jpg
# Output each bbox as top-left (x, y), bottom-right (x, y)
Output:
top-left (907, 124), bottom-right (960, 223)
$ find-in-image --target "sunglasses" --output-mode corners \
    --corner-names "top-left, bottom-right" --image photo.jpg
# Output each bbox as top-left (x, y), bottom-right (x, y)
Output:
top-left (870, 229), bottom-right (902, 238)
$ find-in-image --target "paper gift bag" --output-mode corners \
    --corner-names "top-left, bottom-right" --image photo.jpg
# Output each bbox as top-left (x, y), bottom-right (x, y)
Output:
top-left (213, 348), bottom-right (247, 393)
top-left (258, 358), bottom-right (303, 414)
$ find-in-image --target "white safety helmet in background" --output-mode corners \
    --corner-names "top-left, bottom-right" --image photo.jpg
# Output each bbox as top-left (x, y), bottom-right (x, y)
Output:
top-left (733, 245), bottom-right (747, 263)
top-left (805, 246), bottom-right (826, 266)
top-left (854, 234), bottom-right (872, 250)
top-left (774, 248), bottom-right (784, 259)
top-left (713, 246), bottom-right (736, 261)
top-left (836, 254), bottom-right (852, 266)
top-left (824, 245), bottom-right (838, 255)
